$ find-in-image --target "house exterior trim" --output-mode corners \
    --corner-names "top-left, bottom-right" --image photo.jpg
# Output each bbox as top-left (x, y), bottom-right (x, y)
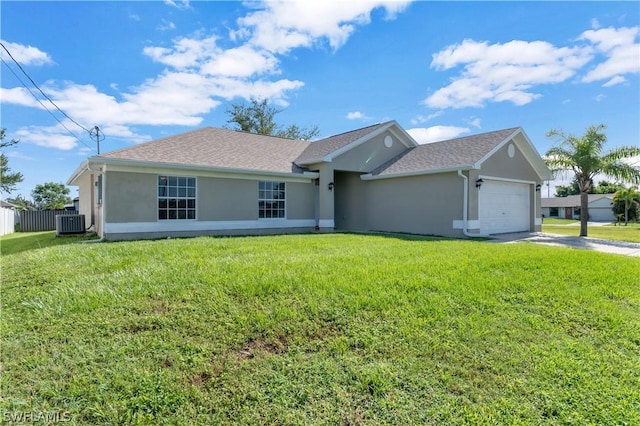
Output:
top-left (76, 158), bottom-right (318, 184)
top-left (361, 165), bottom-right (474, 181)
top-left (105, 219), bottom-right (316, 234)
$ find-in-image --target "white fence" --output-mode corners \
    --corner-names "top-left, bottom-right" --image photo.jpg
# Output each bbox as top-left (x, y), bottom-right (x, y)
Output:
top-left (0, 207), bottom-right (16, 236)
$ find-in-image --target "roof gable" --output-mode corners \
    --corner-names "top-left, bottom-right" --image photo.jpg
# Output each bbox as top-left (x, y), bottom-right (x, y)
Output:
top-left (295, 121), bottom-right (417, 165)
top-left (94, 127), bottom-right (311, 174)
top-left (364, 127), bottom-right (552, 180)
top-left (366, 127), bottom-right (520, 178)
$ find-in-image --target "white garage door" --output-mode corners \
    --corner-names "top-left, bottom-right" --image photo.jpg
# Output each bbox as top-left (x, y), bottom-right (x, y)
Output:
top-left (479, 180), bottom-right (530, 234)
top-left (588, 208), bottom-right (615, 222)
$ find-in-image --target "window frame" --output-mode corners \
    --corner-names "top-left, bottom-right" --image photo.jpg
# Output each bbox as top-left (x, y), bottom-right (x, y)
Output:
top-left (157, 175), bottom-right (197, 221)
top-left (258, 181), bottom-right (286, 219)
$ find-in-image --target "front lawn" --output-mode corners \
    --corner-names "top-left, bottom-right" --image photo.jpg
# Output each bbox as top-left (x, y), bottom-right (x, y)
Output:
top-left (541, 218), bottom-right (579, 225)
top-left (542, 222), bottom-right (640, 243)
top-left (1, 234), bottom-right (639, 424)
top-left (0, 231), bottom-right (97, 256)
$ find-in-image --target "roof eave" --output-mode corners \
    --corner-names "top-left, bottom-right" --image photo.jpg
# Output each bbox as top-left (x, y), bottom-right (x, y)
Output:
top-left (66, 159), bottom-right (90, 186)
top-left (85, 157), bottom-right (318, 179)
top-left (361, 165), bottom-right (474, 181)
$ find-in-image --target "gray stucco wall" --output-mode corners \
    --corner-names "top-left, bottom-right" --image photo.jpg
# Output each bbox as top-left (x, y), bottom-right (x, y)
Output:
top-left (105, 171), bottom-right (315, 224)
top-left (106, 172), bottom-right (157, 223)
top-left (198, 177), bottom-right (256, 221)
top-left (480, 141), bottom-right (541, 182)
top-left (287, 181), bottom-right (316, 219)
top-left (335, 171), bottom-right (465, 238)
top-left (330, 130), bottom-right (409, 173)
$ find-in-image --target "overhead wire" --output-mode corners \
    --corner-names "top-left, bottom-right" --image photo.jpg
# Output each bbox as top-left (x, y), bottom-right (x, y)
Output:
top-left (1, 41), bottom-right (94, 135)
top-left (0, 57), bottom-right (98, 153)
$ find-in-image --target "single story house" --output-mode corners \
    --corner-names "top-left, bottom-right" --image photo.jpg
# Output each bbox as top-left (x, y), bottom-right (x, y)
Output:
top-left (541, 194), bottom-right (616, 222)
top-left (67, 121), bottom-right (552, 240)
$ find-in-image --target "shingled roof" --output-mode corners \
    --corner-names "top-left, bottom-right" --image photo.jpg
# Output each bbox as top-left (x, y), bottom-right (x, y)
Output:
top-left (541, 194), bottom-right (613, 208)
top-left (367, 127), bottom-right (520, 177)
top-left (295, 122), bottom-right (392, 165)
top-left (97, 127), bottom-right (311, 174)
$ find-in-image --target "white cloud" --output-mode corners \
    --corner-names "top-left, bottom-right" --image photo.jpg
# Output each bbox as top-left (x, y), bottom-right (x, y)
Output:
top-left (425, 39), bottom-right (592, 109)
top-left (580, 26), bottom-right (640, 83)
top-left (602, 75), bottom-right (626, 87)
top-left (407, 125), bottom-right (470, 144)
top-left (0, 87), bottom-right (40, 107)
top-left (467, 117), bottom-right (481, 129)
top-left (595, 93), bottom-right (605, 102)
top-left (237, 1), bottom-right (412, 54)
top-left (0, 40), bottom-right (53, 66)
top-left (164, 0), bottom-right (190, 10)
top-left (143, 36), bottom-right (218, 69)
top-left (200, 46), bottom-right (278, 77)
top-left (346, 111), bottom-right (371, 121)
top-left (157, 19), bottom-right (176, 31)
top-left (425, 25), bottom-right (640, 110)
top-left (410, 111), bottom-right (442, 125)
top-left (15, 124), bottom-right (82, 150)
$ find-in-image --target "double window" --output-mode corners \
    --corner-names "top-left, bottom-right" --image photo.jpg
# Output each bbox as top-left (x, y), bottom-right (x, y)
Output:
top-left (158, 176), bottom-right (196, 220)
top-left (258, 181), bottom-right (285, 218)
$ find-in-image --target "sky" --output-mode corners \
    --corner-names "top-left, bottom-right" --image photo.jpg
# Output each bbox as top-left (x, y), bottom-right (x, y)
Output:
top-left (1, 1), bottom-right (638, 200)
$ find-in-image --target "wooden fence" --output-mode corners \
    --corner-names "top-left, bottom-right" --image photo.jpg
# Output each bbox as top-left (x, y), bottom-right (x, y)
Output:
top-left (20, 210), bottom-right (78, 232)
top-left (0, 207), bottom-right (15, 236)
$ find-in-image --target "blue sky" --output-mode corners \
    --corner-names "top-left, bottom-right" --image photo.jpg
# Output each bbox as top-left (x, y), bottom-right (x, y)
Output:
top-left (1, 1), bottom-right (638, 200)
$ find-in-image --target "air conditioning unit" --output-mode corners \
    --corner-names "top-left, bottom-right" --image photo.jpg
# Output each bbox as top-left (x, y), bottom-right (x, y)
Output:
top-left (56, 214), bottom-right (85, 236)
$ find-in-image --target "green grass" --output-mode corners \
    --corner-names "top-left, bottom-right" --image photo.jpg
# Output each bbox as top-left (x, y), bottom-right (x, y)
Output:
top-left (541, 218), bottom-right (579, 225)
top-left (2, 233), bottom-right (639, 424)
top-left (0, 231), bottom-right (98, 256)
top-left (542, 222), bottom-right (640, 243)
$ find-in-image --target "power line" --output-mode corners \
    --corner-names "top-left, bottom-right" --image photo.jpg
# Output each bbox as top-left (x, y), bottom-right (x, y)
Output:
top-left (1, 41), bottom-right (93, 135)
top-left (0, 57), bottom-right (97, 153)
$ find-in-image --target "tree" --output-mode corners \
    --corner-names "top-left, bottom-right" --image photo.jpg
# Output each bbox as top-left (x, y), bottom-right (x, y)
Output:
top-left (0, 129), bottom-right (23, 194)
top-left (31, 182), bottom-right (72, 210)
top-left (5, 194), bottom-right (36, 211)
top-left (594, 180), bottom-right (625, 194)
top-left (554, 180), bottom-right (581, 197)
top-left (613, 186), bottom-right (640, 225)
top-left (225, 98), bottom-right (320, 140)
top-left (555, 179), bottom-right (623, 197)
top-left (545, 124), bottom-right (640, 237)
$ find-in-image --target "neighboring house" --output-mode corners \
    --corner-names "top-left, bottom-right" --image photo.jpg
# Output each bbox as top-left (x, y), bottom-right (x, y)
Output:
top-left (67, 121), bottom-right (552, 241)
top-left (541, 194), bottom-right (616, 222)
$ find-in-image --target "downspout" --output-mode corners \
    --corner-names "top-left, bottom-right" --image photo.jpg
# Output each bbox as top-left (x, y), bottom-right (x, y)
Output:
top-left (457, 170), bottom-right (489, 238)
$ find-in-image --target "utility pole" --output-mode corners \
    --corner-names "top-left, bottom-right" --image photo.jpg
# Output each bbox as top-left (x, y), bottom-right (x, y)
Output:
top-left (89, 126), bottom-right (104, 154)
top-left (94, 126), bottom-right (100, 154)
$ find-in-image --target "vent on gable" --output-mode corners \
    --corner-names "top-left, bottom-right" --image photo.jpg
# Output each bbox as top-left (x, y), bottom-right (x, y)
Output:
top-left (56, 214), bottom-right (85, 235)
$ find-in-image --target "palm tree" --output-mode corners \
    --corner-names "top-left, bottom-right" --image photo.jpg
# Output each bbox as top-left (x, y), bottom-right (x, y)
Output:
top-left (545, 124), bottom-right (640, 237)
top-left (613, 186), bottom-right (640, 225)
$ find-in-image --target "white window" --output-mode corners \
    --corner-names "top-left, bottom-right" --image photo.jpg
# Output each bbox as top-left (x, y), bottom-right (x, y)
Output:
top-left (158, 176), bottom-right (196, 220)
top-left (258, 181), bottom-right (285, 218)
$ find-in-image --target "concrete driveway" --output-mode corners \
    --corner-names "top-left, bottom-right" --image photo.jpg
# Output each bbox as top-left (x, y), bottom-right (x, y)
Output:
top-left (494, 232), bottom-right (640, 257)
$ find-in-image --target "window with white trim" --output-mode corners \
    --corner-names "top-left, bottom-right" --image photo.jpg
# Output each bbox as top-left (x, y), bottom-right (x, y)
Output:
top-left (158, 176), bottom-right (196, 220)
top-left (258, 181), bottom-right (285, 218)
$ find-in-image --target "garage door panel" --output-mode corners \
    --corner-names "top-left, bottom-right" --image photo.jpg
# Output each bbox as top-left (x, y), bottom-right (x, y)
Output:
top-left (479, 181), bottom-right (530, 234)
